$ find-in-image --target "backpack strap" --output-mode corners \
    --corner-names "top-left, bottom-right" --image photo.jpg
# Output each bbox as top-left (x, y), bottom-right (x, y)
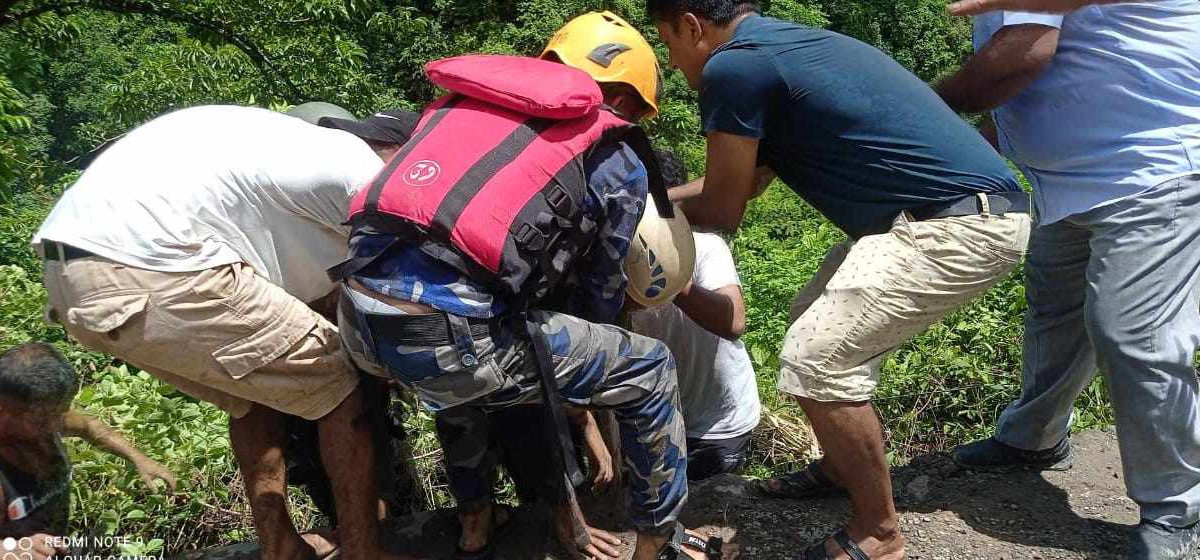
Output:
top-left (618, 125), bottom-right (674, 219)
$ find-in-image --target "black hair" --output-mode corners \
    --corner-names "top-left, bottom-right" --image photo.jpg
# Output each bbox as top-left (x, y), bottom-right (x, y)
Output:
top-left (646, 0), bottom-right (762, 25)
top-left (0, 343), bottom-right (79, 408)
top-left (653, 148), bottom-right (690, 189)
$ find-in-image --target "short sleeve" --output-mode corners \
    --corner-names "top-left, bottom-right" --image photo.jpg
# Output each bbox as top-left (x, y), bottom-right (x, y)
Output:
top-left (972, 12), bottom-right (1063, 52)
top-left (1000, 12), bottom-right (1065, 28)
top-left (699, 48), bottom-right (780, 139)
top-left (692, 233), bottom-right (741, 292)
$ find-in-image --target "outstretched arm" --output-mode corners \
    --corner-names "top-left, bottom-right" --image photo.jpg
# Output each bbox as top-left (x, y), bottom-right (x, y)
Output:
top-left (62, 410), bottom-right (176, 493)
top-left (936, 22), bottom-right (1061, 114)
top-left (672, 132), bottom-right (762, 233)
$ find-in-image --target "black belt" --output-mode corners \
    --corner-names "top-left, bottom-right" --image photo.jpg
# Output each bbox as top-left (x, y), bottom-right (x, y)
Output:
top-left (362, 309), bottom-right (495, 347)
top-left (41, 242), bottom-right (95, 261)
top-left (909, 191), bottom-right (1031, 222)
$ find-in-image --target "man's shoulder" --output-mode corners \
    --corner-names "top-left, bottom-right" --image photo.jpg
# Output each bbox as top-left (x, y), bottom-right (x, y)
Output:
top-left (585, 139), bottom-right (648, 193)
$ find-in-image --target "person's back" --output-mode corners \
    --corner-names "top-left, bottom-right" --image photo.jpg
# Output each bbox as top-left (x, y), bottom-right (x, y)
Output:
top-left (972, 1), bottom-right (1200, 224)
top-left (33, 103), bottom-right (409, 560)
top-left (34, 104), bottom-right (382, 302)
top-left (702, 14), bottom-right (1021, 238)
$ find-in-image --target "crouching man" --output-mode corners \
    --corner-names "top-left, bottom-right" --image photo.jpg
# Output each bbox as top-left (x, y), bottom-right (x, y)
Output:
top-left (335, 13), bottom-right (723, 560)
top-left (33, 104), bottom-right (412, 560)
top-left (629, 151), bottom-right (761, 482)
top-left (1, 343), bottom-right (175, 560)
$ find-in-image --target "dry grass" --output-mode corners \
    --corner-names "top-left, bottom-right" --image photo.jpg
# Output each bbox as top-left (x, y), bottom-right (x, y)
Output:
top-left (750, 406), bottom-right (821, 471)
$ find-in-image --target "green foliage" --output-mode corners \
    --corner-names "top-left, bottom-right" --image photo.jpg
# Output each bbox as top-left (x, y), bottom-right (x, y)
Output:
top-left (68, 367), bottom-right (246, 553)
top-left (0, 0), bottom-right (1119, 551)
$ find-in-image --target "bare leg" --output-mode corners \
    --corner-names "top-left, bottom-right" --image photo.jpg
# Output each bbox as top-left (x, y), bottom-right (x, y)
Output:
top-left (317, 386), bottom-right (409, 560)
top-left (798, 398), bottom-right (905, 560)
top-left (229, 405), bottom-right (314, 560)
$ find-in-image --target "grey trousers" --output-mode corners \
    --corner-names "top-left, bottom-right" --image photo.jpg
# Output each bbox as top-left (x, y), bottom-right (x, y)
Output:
top-left (996, 173), bottom-right (1200, 528)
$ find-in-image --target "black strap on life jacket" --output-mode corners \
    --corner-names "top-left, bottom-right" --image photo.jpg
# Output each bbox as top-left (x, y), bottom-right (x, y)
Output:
top-left (519, 313), bottom-right (588, 491)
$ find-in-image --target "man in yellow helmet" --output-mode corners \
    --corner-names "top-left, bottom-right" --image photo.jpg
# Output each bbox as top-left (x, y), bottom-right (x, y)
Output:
top-left (541, 10), bottom-right (663, 122)
top-left (338, 11), bottom-right (723, 560)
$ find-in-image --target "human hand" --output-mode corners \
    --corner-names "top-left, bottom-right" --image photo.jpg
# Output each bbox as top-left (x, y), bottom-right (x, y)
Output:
top-left (23, 533), bottom-right (65, 560)
top-left (135, 459), bottom-right (177, 493)
top-left (587, 445), bottom-right (616, 495)
top-left (554, 503), bottom-right (622, 560)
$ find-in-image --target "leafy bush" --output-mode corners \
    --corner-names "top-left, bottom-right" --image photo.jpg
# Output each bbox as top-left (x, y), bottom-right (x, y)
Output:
top-left (0, 0), bottom-right (1123, 551)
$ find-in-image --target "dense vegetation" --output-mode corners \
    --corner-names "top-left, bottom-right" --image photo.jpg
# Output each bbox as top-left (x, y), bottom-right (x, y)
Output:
top-left (0, 0), bottom-right (1114, 554)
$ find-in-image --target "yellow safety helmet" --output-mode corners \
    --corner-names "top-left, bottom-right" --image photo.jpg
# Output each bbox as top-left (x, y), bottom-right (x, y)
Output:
top-left (541, 11), bottom-right (662, 119)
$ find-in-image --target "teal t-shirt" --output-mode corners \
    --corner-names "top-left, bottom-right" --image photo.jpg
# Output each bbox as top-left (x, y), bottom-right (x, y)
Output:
top-left (701, 15), bottom-right (1021, 239)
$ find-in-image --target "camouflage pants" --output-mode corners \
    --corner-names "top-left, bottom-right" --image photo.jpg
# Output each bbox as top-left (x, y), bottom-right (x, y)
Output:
top-left (434, 405), bottom-right (558, 509)
top-left (339, 298), bottom-right (689, 533)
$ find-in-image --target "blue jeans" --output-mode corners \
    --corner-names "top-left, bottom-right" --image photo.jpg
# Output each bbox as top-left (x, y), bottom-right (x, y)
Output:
top-left (996, 174), bottom-right (1200, 528)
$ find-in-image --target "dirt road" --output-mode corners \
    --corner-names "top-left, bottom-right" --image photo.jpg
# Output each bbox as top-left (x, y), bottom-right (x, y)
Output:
top-left (185, 430), bottom-right (1197, 559)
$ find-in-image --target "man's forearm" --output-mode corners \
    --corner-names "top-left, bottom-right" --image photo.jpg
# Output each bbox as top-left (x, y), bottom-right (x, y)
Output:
top-left (937, 24), bottom-right (1060, 114)
top-left (63, 411), bottom-right (152, 467)
top-left (668, 178), bottom-right (704, 202)
top-left (670, 177), bottom-right (743, 232)
top-left (674, 284), bottom-right (746, 340)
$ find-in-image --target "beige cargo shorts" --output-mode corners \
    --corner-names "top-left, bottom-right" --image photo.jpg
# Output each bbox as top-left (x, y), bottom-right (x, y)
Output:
top-left (777, 211), bottom-right (1032, 402)
top-left (41, 256), bottom-right (358, 420)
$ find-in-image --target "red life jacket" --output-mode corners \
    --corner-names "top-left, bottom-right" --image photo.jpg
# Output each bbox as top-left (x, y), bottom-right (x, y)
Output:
top-left (345, 55), bottom-right (668, 300)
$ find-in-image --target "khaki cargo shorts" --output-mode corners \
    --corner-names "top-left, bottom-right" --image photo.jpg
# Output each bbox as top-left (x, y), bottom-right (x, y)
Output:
top-left (41, 256), bottom-right (358, 420)
top-left (777, 211), bottom-right (1032, 402)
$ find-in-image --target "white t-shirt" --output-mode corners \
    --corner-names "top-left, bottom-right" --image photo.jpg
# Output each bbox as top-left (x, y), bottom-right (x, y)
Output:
top-left (630, 233), bottom-right (762, 440)
top-left (33, 105), bottom-right (383, 304)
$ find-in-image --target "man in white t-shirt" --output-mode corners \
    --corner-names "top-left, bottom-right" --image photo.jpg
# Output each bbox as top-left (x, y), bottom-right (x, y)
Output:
top-left (630, 231), bottom-right (762, 480)
top-left (32, 104), bottom-right (415, 560)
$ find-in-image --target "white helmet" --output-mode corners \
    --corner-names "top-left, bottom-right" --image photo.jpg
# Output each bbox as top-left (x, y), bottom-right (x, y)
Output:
top-left (624, 198), bottom-right (695, 308)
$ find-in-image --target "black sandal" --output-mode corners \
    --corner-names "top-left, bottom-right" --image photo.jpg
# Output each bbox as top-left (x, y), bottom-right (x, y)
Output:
top-left (801, 528), bottom-right (870, 560)
top-left (757, 461), bottom-right (845, 499)
top-left (656, 522), bottom-right (723, 559)
top-left (454, 503), bottom-right (515, 560)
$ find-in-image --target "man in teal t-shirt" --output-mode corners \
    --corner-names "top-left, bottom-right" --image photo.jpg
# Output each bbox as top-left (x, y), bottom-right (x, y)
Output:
top-left (648, 1), bottom-right (1031, 558)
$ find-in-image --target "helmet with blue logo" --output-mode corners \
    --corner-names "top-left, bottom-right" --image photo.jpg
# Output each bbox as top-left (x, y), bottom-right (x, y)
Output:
top-left (624, 198), bottom-right (695, 308)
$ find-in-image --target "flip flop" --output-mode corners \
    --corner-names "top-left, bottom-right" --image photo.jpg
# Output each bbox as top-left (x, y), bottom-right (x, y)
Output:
top-left (801, 528), bottom-right (870, 560)
top-left (656, 522), bottom-right (723, 559)
top-left (756, 461), bottom-right (845, 499)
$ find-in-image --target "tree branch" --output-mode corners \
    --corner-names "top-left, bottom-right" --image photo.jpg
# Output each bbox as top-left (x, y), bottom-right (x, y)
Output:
top-left (0, 0), bottom-right (19, 21)
top-left (1, 0), bottom-right (305, 102)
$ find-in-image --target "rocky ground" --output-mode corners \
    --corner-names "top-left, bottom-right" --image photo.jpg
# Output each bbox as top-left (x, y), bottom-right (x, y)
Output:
top-left (184, 430), bottom-right (1198, 559)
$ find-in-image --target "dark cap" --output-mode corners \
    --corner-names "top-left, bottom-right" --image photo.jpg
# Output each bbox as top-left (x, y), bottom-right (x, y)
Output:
top-left (318, 109), bottom-right (421, 146)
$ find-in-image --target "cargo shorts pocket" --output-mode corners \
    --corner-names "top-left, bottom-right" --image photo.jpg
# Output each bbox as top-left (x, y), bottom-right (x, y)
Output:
top-left (66, 291), bottom-right (151, 337)
top-left (376, 341), bottom-right (506, 411)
